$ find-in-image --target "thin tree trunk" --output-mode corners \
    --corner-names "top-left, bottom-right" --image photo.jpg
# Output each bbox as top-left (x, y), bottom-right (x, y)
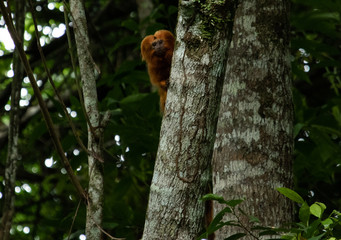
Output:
top-left (136, 0), bottom-right (153, 36)
top-left (0, 2), bottom-right (25, 240)
top-left (212, 0), bottom-right (293, 239)
top-left (70, 1), bottom-right (103, 239)
top-left (142, 1), bottom-right (237, 239)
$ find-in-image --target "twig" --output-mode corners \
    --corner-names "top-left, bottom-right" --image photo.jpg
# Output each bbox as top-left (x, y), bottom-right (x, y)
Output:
top-left (62, 0), bottom-right (101, 139)
top-left (67, 199), bottom-right (82, 240)
top-left (62, 1), bottom-right (94, 133)
top-left (94, 220), bottom-right (125, 240)
top-left (0, 1), bottom-right (87, 202)
top-left (232, 208), bottom-right (260, 240)
top-left (27, 0), bottom-right (102, 161)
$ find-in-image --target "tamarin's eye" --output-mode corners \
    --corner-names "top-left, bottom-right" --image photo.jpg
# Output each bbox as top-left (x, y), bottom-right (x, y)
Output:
top-left (152, 39), bottom-right (163, 48)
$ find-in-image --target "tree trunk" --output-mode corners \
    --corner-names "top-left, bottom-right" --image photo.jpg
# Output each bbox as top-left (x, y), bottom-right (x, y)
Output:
top-left (136, 0), bottom-right (153, 36)
top-left (142, 1), bottom-right (237, 239)
top-left (212, 0), bottom-right (293, 239)
top-left (0, 2), bottom-right (25, 240)
top-left (70, 1), bottom-right (103, 239)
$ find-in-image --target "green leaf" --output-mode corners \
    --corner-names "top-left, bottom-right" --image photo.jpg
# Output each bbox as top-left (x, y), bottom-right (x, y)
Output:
top-left (113, 36), bottom-right (139, 51)
top-left (226, 199), bottom-right (244, 207)
top-left (249, 215), bottom-right (260, 223)
top-left (277, 188), bottom-right (305, 204)
top-left (331, 209), bottom-right (341, 217)
top-left (299, 202), bottom-right (310, 225)
top-left (306, 219), bottom-right (321, 238)
top-left (201, 193), bottom-right (226, 204)
top-left (120, 93), bottom-right (149, 105)
top-left (332, 106), bottom-right (341, 126)
top-left (310, 202), bottom-right (326, 218)
top-left (310, 12), bottom-right (340, 21)
top-left (307, 233), bottom-right (325, 240)
top-left (107, 108), bottom-right (122, 117)
top-left (206, 220), bottom-right (232, 235)
top-left (168, 5), bottom-right (178, 15)
top-left (197, 232), bottom-right (208, 240)
top-left (200, 194), bottom-right (244, 206)
top-left (259, 229), bottom-right (279, 236)
top-left (321, 218), bottom-right (333, 229)
top-left (294, 123), bottom-right (305, 138)
top-left (224, 233), bottom-right (247, 240)
top-left (207, 207), bottom-right (232, 233)
top-left (121, 19), bottom-right (139, 31)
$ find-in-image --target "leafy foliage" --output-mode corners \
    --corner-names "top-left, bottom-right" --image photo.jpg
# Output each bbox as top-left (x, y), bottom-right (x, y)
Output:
top-left (291, 0), bottom-right (341, 212)
top-left (200, 189), bottom-right (341, 240)
top-left (277, 188), bottom-right (341, 240)
top-left (198, 194), bottom-right (271, 240)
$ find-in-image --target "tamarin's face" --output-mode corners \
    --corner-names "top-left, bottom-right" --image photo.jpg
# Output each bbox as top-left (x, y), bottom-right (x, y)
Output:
top-left (141, 30), bottom-right (175, 62)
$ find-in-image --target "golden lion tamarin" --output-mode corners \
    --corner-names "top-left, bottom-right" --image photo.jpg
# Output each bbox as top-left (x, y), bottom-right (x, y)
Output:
top-left (141, 30), bottom-right (175, 112)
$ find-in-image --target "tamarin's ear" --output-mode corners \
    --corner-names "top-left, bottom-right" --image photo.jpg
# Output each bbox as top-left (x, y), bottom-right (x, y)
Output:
top-left (141, 30), bottom-right (175, 113)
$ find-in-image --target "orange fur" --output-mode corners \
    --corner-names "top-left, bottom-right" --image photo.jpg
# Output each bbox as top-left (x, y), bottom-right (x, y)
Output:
top-left (141, 30), bottom-right (175, 112)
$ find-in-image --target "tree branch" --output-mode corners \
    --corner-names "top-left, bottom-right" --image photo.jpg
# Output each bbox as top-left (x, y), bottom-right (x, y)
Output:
top-left (0, 1), bottom-right (87, 202)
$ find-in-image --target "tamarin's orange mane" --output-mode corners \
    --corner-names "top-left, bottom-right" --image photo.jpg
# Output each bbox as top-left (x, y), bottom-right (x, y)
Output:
top-left (141, 30), bottom-right (175, 113)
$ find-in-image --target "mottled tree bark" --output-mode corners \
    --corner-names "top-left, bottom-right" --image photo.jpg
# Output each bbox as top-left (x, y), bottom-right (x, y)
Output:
top-left (142, 1), bottom-right (237, 239)
top-left (212, 0), bottom-right (293, 239)
top-left (0, 2), bottom-right (25, 240)
top-left (70, 1), bottom-right (103, 239)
